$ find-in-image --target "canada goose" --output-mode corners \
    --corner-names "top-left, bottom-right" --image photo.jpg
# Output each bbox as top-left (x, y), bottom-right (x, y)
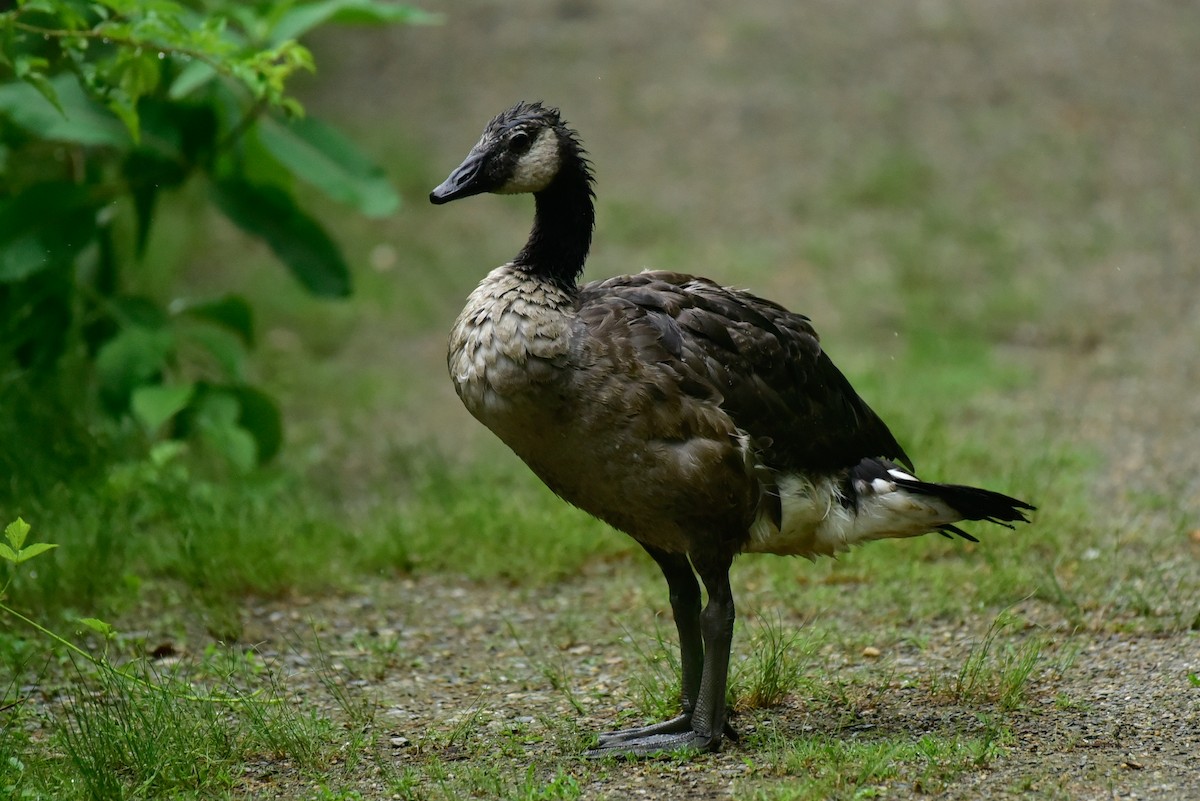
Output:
top-left (429, 101), bottom-right (1034, 757)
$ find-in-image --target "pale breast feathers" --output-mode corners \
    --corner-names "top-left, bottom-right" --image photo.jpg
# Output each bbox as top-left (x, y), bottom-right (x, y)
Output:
top-left (449, 267), bottom-right (573, 404)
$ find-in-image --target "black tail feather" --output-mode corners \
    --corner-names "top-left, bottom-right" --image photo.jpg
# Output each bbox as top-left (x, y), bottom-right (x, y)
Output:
top-left (937, 523), bottom-right (979, 543)
top-left (892, 476), bottom-right (1036, 534)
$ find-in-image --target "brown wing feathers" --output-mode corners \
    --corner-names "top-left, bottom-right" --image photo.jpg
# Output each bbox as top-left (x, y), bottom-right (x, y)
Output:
top-left (578, 271), bottom-right (912, 472)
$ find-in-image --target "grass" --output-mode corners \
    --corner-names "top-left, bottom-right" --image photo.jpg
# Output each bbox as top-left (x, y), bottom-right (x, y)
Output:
top-left (731, 614), bottom-right (821, 712)
top-left (0, 442), bottom-right (622, 626)
top-left (619, 616), bottom-right (684, 724)
top-left (951, 611), bottom-right (1047, 712)
top-left (2, 605), bottom-right (611, 801)
top-left (383, 760), bottom-right (584, 801)
top-left (737, 727), bottom-right (1007, 800)
top-left (1, 650), bottom-right (341, 800)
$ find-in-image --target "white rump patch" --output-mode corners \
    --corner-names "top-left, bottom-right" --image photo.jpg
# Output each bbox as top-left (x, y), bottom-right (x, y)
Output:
top-left (497, 128), bottom-right (561, 194)
top-left (746, 471), bottom-right (961, 559)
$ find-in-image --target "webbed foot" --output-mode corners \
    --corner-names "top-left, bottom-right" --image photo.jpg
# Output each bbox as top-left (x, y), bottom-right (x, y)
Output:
top-left (586, 715), bottom-right (737, 758)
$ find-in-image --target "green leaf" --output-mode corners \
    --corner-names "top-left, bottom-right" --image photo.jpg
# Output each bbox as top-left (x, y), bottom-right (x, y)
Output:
top-left (256, 115), bottom-right (399, 217)
top-left (185, 322), bottom-right (246, 381)
top-left (270, 0), bottom-right (441, 43)
top-left (0, 183), bottom-right (98, 282)
top-left (13, 54), bottom-right (52, 85)
top-left (211, 177), bottom-right (352, 297)
top-left (168, 60), bottom-right (218, 100)
top-left (0, 543), bottom-right (18, 563)
top-left (178, 384), bottom-right (282, 467)
top-left (233, 112), bottom-right (297, 190)
top-left (78, 617), bottom-right (116, 639)
top-left (19, 71), bottom-right (64, 117)
top-left (192, 389), bottom-right (257, 471)
top-left (107, 96), bottom-right (141, 144)
top-left (101, 49), bottom-right (165, 142)
top-left (137, 96), bottom-right (219, 169)
top-left (13, 542), bottom-right (58, 564)
top-left (233, 41), bottom-right (314, 107)
top-left (14, 1), bottom-right (59, 14)
top-left (0, 74), bottom-right (130, 147)
top-left (231, 384), bottom-right (283, 463)
top-left (209, 424), bottom-right (257, 472)
top-left (123, 149), bottom-right (188, 256)
top-left (131, 382), bottom-right (195, 432)
top-left (4, 518), bottom-right (31, 551)
top-left (149, 440), bottom-right (188, 467)
top-left (95, 325), bottom-right (175, 411)
top-left (177, 295), bottom-right (255, 347)
top-left (117, 49), bottom-right (162, 100)
top-left (0, 236), bottom-right (52, 283)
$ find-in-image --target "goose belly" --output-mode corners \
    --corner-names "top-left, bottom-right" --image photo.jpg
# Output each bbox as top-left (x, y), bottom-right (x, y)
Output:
top-left (452, 361), bottom-right (755, 553)
top-left (510, 419), bottom-right (755, 554)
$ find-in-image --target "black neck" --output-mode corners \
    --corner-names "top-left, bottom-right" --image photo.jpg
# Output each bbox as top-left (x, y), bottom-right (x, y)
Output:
top-left (513, 157), bottom-right (594, 288)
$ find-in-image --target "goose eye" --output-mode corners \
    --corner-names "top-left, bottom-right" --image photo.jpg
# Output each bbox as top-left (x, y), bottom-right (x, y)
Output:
top-left (510, 130), bottom-right (532, 152)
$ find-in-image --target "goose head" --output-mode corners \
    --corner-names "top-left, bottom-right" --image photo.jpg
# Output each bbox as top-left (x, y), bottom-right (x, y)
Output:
top-left (430, 101), bottom-right (582, 204)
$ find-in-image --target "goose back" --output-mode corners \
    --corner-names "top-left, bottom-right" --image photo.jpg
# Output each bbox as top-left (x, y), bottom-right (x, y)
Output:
top-left (574, 271), bottom-right (911, 473)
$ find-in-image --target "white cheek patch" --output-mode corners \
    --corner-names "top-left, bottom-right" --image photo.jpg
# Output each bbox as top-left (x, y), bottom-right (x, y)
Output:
top-left (497, 128), bottom-right (561, 194)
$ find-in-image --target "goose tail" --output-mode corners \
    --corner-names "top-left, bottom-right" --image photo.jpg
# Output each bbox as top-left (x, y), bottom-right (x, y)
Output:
top-left (873, 462), bottom-right (1036, 542)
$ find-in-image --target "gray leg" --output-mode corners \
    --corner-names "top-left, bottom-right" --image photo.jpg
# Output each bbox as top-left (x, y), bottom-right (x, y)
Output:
top-left (592, 546), bottom-right (703, 748)
top-left (588, 548), bottom-right (735, 757)
top-left (688, 552), bottom-right (735, 746)
top-left (660, 547), bottom-right (705, 712)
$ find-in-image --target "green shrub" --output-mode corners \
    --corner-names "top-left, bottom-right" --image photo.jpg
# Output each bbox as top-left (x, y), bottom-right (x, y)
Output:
top-left (0, 0), bottom-right (433, 490)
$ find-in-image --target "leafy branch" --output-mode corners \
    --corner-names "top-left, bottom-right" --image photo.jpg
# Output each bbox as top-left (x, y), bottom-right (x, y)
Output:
top-left (3, 2), bottom-right (317, 138)
top-left (0, 1), bottom-right (434, 475)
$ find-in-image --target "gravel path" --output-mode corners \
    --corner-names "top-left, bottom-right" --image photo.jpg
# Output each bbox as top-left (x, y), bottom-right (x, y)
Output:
top-left (240, 572), bottom-right (1198, 799)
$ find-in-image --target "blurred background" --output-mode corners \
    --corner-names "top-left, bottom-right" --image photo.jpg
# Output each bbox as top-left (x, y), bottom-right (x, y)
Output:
top-left (2, 2), bottom-right (1198, 797)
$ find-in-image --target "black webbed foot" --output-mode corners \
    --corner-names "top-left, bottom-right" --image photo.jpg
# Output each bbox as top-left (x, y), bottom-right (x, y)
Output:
top-left (586, 715), bottom-right (738, 758)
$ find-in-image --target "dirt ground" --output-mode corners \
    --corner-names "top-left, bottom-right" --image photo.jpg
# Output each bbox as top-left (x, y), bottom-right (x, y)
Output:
top-left (278, 1), bottom-right (1200, 797)
top-left (242, 577), bottom-right (1198, 799)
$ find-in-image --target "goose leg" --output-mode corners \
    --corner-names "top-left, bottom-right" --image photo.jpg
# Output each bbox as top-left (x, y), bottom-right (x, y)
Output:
top-left (592, 546), bottom-right (703, 749)
top-left (588, 549), bottom-right (735, 757)
top-left (688, 553), bottom-right (735, 749)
